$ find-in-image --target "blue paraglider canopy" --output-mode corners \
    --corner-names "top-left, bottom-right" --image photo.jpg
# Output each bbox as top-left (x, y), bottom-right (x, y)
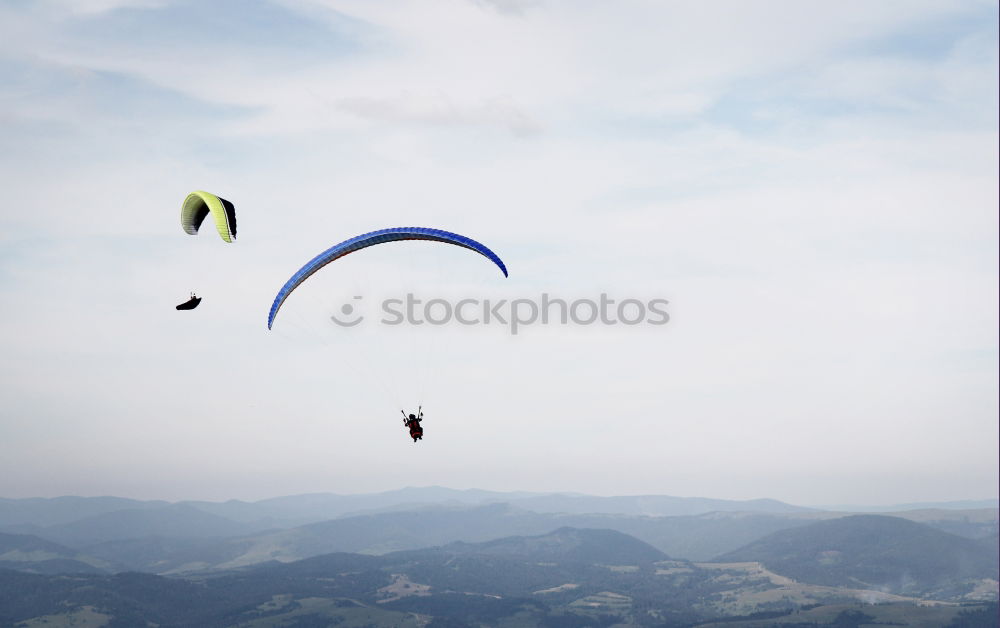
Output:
top-left (267, 227), bottom-right (507, 329)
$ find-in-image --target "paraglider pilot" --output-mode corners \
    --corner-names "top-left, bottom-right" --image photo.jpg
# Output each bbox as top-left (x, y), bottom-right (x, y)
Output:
top-left (402, 408), bottom-right (423, 443)
top-left (176, 292), bottom-right (202, 311)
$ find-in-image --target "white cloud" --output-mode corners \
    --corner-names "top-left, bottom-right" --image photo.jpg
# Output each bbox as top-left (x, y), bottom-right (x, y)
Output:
top-left (0, 0), bottom-right (995, 502)
top-left (335, 92), bottom-right (541, 135)
top-left (40, 0), bottom-right (168, 17)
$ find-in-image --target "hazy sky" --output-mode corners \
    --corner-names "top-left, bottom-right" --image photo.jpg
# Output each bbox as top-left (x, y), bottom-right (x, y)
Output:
top-left (0, 0), bottom-right (996, 506)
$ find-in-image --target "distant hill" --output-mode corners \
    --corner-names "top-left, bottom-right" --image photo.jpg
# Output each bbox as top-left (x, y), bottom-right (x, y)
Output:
top-left (0, 531), bottom-right (77, 555)
top-left (67, 505), bottom-right (838, 572)
top-left (884, 508), bottom-right (999, 540)
top-left (211, 503), bottom-right (559, 568)
top-left (2, 492), bottom-right (993, 574)
top-left (180, 488), bottom-right (813, 532)
top-left (440, 527), bottom-right (668, 564)
top-left (243, 487), bottom-right (812, 519)
top-left (0, 532), bottom-right (109, 574)
top-left (257, 487), bottom-right (541, 513)
top-left (819, 499), bottom-right (1000, 512)
top-left (716, 514), bottom-right (999, 597)
top-left (81, 536), bottom-right (256, 574)
top-left (510, 494), bottom-right (812, 516)
top-left (590, 510), bottom-right (828, 560)
top-left (0, 496), bottom-right (167, 527)
top-left (182, 487), bottom-right (541, 526)
top-left (0, 488), bottom-right (812, 532)
top-left (979, 534), bottom-right (999, 555)
top-left (17, 504), bottom-right (991, 577)
top-left (36, 503), bottom-right (258, 547)
top-left (207, 503), bottom-right (815, 570)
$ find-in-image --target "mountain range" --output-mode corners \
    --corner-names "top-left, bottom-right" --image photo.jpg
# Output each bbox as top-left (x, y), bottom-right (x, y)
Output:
top-left (0, 521), bottom-right (995, 627)
top-left (1, 489), bottom-right (995, 574)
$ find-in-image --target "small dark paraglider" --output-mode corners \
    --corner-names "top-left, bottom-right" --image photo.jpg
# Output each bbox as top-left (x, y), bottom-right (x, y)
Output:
top-left (402, 408), bottom-right (424, 443)
top-left (175, 191), bottom-right (235, 312)
top-left (176, 293), bottom-right (201, 310)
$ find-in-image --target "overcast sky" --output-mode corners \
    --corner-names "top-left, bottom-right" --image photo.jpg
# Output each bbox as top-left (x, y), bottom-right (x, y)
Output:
top-left (0, 0), bottom-right (996, 506)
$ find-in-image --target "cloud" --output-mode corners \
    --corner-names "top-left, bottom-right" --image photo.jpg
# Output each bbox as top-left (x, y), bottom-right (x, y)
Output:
top-left (335, 92), bottom-right (541, 135)
top-left (471, 0), bottom-right (542, 16)
top-left (0, 0), bottom-right (996, 502)
top-left (40, 0), bottom-right (168, 17)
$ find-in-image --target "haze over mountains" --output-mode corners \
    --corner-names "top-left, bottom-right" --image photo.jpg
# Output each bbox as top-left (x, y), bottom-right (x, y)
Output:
top-left (0, 521), bottom-right (995, 627)
top-left (0, 488), bottom-right (995, 571)
top-left (0, 488), bottom-right (996, 626)
top-left (718, 515), bottom-right (998, 598)
top-left (2, 486), bottom-right (994, 530)
top-left (0, 487), bottom-right (820, 531)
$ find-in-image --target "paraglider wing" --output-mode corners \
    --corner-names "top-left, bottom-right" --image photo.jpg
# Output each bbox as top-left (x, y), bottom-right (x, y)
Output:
top-left (267, 227), bottom-right (508, 329)
top-left (176, 296), bottom-right (202, 310)
top-left (180, 190), bottom-right (236, 242)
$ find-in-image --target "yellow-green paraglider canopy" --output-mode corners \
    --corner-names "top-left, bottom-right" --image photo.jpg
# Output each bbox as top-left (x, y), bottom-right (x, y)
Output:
top-left (180, 190), bottom-right (236, 243)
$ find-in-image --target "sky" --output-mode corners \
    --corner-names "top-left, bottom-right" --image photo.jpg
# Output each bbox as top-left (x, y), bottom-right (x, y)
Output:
top-left (0, 0), bottom-right (996, 506)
